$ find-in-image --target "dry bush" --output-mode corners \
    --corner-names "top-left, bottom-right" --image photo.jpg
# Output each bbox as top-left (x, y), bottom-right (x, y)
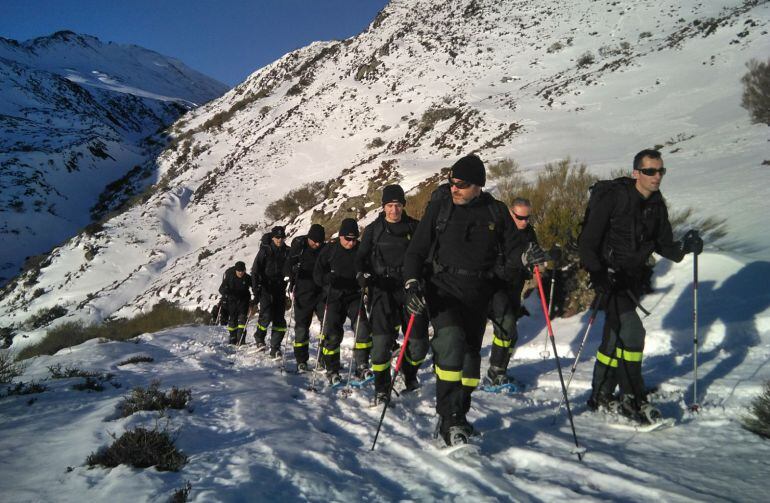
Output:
top-left (48, 363), bottom-right (99, 379)
top-left (1, 380), bottom-right (47, 398)
top-left (169, 482), bottom-right (192, 503)
top-left (18, 300), bottom-right (208, 360)
top-left (118, 380), bottom-right (191, 418)
top-left (1, 351), bottom-right (25, 383)
top-left (743, 380), bottom-right (770, 439)
top-left (741, 58), bottom-right (770, 126)
top-left (87, 425), bottom-right (187, 471)
top-left (25, 305), bottom-right (68, 329)
top-left (118, 356), bottom-right (154, 366)
top-left (265, 181), bottom-right (326, 222)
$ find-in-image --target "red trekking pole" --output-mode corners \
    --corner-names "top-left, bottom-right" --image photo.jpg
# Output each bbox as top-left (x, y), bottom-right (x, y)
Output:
top-left (534, 265), bottom-right (585, 461)
top-left (371, 313), bottom-right (416, 450)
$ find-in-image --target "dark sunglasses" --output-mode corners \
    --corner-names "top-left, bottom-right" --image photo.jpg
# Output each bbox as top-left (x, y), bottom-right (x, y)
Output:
top-left (513, 213), bottom-right (530, 221)
top-left (448, 179), bottom-right (472, 189)
top-left (637, 167), bottom-right (666, 177)
top-left (341, 235), bottom-right (358, 241)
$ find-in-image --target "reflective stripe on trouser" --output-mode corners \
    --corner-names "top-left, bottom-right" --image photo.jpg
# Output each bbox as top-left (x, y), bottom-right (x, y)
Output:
top-left (369, 285), bottom-right (430, 392)
top-left (269, 324), bottom-right (288, 351)
top-left (227, 298), bottom-right (249, 343)
top-left (257, 283), bottom-right (287, 342)
top-left (292, 293), bottom-right (324, 364)
top-left (487, 286), bottom-right (519, 370)
top-left (431, 313), bottom-right (486, 418)
top-left (592, 291), bottom-right (646, 402)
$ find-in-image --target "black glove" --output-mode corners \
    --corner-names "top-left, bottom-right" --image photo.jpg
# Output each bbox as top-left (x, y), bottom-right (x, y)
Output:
top-left (521, 242), bottom-right (548, 267)
top-left (549, 245), bottom-right (562, 264)
top-left (356, 272), bottom-right (371, 289)
top-left (589, 270), bottom-right (614, 294)
top-left (404, 279), bottom-right (426, 316)
top-left (682, 229), bottom-right (703, 255)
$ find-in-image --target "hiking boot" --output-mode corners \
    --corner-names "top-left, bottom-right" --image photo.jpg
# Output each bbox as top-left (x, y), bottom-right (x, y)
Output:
top-left (485, 367), bottom-right (511, 386)
top-left (254, 340), bottom-right (267, 352)
top-left (620, 395), bottom-right (660, 424)
top-left (327, 372), bottom-right (343, 386)
top-left (438, 413), bottom-right (473, 446)
top-left (587, 392), bottom-right (621, 414)
top-left (403, 376), bottom-right (420, 392)
top-left (445, 426), bottom-right (470, 446)
top-left (372, 391), bottom-right (390, 406)
top-left (270, 349), bottom-right (282, 360)
top-left (296, 362), bottom-right (308, 373)
top-left (355, 368), bottom-right (374, 381)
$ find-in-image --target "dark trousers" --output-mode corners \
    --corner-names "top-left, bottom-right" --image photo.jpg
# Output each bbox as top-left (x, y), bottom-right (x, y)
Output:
top-left (227, 297), bottom-right (249, 344)
top-left (292, 289), bottom-right (324, 364)
top-left (256, 281), bottom-right (287, 349)
top-left (322, 291), bottom-right (371, 374)
top-left (487, 286), bottom-right (520, 372)
top-left (369, 285), bottom-right (429, 393)
top-left (428, 285), bottom-right (490, 419)
top-left (591, 291), bottom-right (646, 404)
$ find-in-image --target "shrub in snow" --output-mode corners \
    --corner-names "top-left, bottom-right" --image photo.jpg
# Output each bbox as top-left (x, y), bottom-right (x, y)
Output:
top-left (117, 355), bottom-right (154, 366)
top-left (741, 58), bottom-right (770, 126)
top-left (18, 300), bottom-right (208, 360)
top-left (742, 380), bottom-right (770, 440)
top-left (1, 380), bottom-right (47, 398)
top-left (1, 351), bottom-right (25, 383)
top-left (169, 481), bottom-right (192, 503)
top-left (25, 305), bottom-right (68, 330)
top-left (87, 426), bottom-right (187, 471)
top-left (48, 363), bottom-right (99, 379)
top-left (119, 380), bottom-right (191, 418)
top-left (576, 51), bottom-right (595, 67)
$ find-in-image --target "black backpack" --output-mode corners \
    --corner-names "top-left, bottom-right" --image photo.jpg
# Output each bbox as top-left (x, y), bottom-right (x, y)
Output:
top-left (577, 177), bottom-right (633, 245)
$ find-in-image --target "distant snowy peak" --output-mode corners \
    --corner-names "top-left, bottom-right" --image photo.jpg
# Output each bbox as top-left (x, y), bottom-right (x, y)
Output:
top-left (0, 31), bottom-right (229, 105)
top-left (0, 31), bottom-right (229, 286)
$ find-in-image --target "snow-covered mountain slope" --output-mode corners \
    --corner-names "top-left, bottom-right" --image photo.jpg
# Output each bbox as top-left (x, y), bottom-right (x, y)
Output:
top-left (1, 0), bottom-right (768, 345)
top-left (0, 31), bottom-right (229, 285)
top-left (2, 251), bottom-right (769, 501)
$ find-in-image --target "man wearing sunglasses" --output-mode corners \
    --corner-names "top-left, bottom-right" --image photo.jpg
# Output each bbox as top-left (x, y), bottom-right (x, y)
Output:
top-left (486, 197), bottom-right (540, 388)
top-left (579, 149), bottom-right (703, 424)
top-left (314, 218), bottom-right (372, 385)
top-left (402, 154), bottom-right (539, 447)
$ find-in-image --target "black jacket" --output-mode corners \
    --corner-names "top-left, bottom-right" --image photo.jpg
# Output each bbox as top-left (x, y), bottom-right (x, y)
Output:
top-left (403, 190), bottom-right (528, 302)
top-left (314, 240), bottom-right (360, 300)
top-left (578, 179), bottom-right (684, 276)
top-left (284, 235), bottom-right (324, 296)
top-left (218, 266), bottom-right (253, 300)
top-left (355, 212), bottom-right (419, 285)
top-left (251, 241), bottom-right (289, 288)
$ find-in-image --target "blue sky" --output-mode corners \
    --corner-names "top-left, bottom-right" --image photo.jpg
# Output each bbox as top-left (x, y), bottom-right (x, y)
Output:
top-left (1, 0), bottom-right (389, 87)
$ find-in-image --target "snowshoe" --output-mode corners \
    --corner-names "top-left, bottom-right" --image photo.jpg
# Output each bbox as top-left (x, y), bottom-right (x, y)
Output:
top-left (270, 349), bottom-right (283, 360)
top-left (403, 376), bottom-right (420, 393)
top-left (481, 371), bottom-right (523, 394)
top-left (296, 362), bottom-right (308, 373)
top-left (254, 341), bottom-right (267, 352)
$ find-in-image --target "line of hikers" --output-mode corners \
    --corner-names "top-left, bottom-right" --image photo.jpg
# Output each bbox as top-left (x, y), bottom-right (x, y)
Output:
top-left (216, 150), bottom-right (703, 446)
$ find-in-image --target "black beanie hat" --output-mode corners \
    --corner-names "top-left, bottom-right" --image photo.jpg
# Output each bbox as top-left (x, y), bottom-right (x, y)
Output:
top-left (234, 261), bottom-right (246, 271)
top-left (308, 223), bottom-right (325, 242)
top-left (450, 154), bottom-right (486, 187)
top-left (381, 184), bottom-right (406, 206)
top-left (271, 226), bottom-right (286, 238)
top-left (339, 218), bottom-right (359, 239)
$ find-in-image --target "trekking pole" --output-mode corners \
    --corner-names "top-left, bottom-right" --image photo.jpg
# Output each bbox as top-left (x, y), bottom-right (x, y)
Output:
top-left (214, 299), bottom-right (222, 326)
top-left (690, 247), bottom-right (700, 412)
top-left (541, 246), bottom-right (561, 358)
top-left (552, 293), bottom-right (603, 422)
top-left (371, 313), bottom-right (416, 451)
top-left (279, 286), bottom-right (296, 374)
top-left (309, 288), bottom-right (333, 392)
top-left (341, 289), bottom-right (367, 398)
top-left (534, 265), bottom-right (584, 461)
